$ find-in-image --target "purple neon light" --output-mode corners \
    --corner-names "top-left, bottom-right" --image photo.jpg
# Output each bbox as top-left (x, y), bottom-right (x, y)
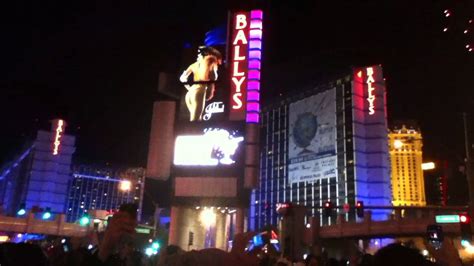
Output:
top-left (248, 70), bottom-right (260, 80)
top-left (247, 81), bottom-right (260, 91)
top-left (249, 29), bottom-right (262, 40)
top-left (250, 20), bottom-right (263, 29)
top-left (250, 10), bottom-right (263, 20)
top-left (247, 91), bottom-right (260, 101)
top-left (247, 102), bottom-right (260, 112)
top-left (249, 50), bottom-right (261, 60)
top-left (246, 113), bottom-right (260, 123)
top-left (246, 10), bottom-right (263, 124)
top-left (249, 40), bottom-right (262, 50)
top-left (248, 60), bottom-right (261, 70)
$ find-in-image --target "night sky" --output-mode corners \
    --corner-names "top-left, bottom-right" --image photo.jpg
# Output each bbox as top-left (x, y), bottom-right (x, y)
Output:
top-left (1, 1), bottom-right (473, 168)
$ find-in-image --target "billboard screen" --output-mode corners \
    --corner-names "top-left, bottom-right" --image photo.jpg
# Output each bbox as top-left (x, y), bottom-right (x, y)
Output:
top-left (178, 45), bottom-right (227, 122)
top-left (172, 122), bottom-right (245, 178)
top-left (288, 88), bottom-right (337, 184)
top-left (177, 10), bottom-right (263, 124)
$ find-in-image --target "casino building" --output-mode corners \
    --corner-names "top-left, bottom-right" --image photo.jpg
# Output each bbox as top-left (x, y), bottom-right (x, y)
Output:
top-left (0, 119), bottom-right (75, 216)
top-left (250, 66), bottom-right (392, 229)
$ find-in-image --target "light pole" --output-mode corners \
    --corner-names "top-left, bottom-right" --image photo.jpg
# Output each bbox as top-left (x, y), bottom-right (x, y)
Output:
top-left (463, 113), bottom-right (474, 221)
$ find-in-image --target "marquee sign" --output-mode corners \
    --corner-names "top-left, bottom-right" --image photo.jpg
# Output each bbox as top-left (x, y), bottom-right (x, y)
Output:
top-left (229, 10), bottom-right (263, 123)
top-left (366, 67), bottom-right (376, 115)
top-left (355, 66), bottom-right (383, 116)
top-left (52, 119), bottom-right (65, 155)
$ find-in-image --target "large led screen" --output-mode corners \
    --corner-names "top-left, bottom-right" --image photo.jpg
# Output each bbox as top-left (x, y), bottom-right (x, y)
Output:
top-left (172, 122), bottom-right (245, 178)
top-left (178, 45), bottom-right (228, 122)
top-left (176, 10), bottom-right (263, 124)
top-left (288, 89), bottom-right (337, 183)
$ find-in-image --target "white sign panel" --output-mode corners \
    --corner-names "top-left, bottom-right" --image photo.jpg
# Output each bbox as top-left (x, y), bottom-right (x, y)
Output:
top-left (288, 89), bottom-right (337, 183)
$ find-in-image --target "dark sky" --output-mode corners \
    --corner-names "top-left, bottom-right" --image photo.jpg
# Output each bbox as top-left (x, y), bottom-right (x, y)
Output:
top-left (1, 1), bottom-right (473, 167)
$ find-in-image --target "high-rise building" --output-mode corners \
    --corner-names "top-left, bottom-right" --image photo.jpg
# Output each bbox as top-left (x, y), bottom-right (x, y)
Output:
top-left (250, 65), bottom-right (392, 229)
top-left (0, 119), bottom-right (75, 215)
top-left (388, 123), bottom-right (426, 206)
top-left (424, 160), bottom-right (449, 206)
top-left (66, 165), bottom-right (145, 223)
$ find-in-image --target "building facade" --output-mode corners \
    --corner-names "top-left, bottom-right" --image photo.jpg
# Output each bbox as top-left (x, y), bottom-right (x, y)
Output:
top-left (388, 124), bottom-right (426, 206)
top-left (250, 66), bottom-right (392, 229)
top-left (0, 119), bottom-right (75, 216)
top-left (66, 166), bottom-right (145, 222)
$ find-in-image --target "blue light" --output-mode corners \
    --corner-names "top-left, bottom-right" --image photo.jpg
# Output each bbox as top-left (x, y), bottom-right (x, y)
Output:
top-left (42, 211), bottom-right (52, 220)
top-left (145, 247), bottom-right (154, 256)
top-left (152, 242), bottom-right (160, 250)
top-left (79, 216), bottom-right (90, 226)
top-left (461, 240), bottom-right (470, 247)
top-left (17, 209), bottom-right (26, 216)
top-left (204, 25), bottom-right (227, 46)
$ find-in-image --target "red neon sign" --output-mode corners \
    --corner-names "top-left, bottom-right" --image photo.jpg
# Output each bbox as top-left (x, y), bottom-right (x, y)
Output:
top-left (366, 67), bottom-right (376, 115)
top-left (229, 13), bottom-right (250, 121)
top-left (52, 119), bottom-right (64, 155)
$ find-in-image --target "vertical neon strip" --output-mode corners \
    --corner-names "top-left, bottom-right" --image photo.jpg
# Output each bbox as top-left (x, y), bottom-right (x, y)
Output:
top-left (53, 119), bottom-right (64, 155)
top-left (366, 67), bottom-right (376, 115)
top-left (246, 9), bottom-right (263, 124)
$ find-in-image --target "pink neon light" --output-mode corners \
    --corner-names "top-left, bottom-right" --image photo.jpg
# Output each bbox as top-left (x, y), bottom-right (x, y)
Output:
top-left (247, 102), bottom-right (260, 112)
top-left (247, 91), bottom-right (260, 101)
top-left (248, 60), bottom-right (261, 70)
top-left (248, 70), bottom-right (260, 80)
top-left (249, 40), bottom-right (262, 50)
top-left (249, 29), bottom-right (262, 39)
top-left (250, 10), bottom-right (263, 19)
top-left (249, 50), bottom-right (261, 60)
top-left (248, 81), bottom-right (260, 91)
top-left (246, 113), bottom-right (260, 123)
top-left (250, 20), bottom-right (263, 29)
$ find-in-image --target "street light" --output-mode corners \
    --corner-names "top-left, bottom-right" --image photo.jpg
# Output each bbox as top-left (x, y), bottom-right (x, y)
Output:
top-left (119, 180), bottom-right (131, 191)
top-left (393, 140), bottom-right (403, 149)
top-left (200, 208), bottom-right (216, 228)
top-left (422, 162), bottom-right (436, 170)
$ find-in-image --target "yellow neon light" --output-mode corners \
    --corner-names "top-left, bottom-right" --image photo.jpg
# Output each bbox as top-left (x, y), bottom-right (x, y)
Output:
top-left (53, 119), bottom-right (64, 155)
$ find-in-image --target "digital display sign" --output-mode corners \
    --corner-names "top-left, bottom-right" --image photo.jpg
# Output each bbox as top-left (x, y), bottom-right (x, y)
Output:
top-left (177, 10), bottom-right (263, 124)
top-left (170, 10), bottom-right (262, 198)
top-left (179, 46), bottom-right (224, 122)
top-left (229, 10), bottom-right (263, 123)
top-left (174, 128), bottom-right (244, 166)
top-left (172, 122), bottom-right (245, 178)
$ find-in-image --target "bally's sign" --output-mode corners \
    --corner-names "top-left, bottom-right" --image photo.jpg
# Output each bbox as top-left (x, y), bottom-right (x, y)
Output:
top-left (229, 10), bottom-right (263, 123)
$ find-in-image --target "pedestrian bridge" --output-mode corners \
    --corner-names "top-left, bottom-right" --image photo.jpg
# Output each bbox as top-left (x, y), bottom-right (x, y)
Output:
top-left (0, 213), bottom-right (90, 237)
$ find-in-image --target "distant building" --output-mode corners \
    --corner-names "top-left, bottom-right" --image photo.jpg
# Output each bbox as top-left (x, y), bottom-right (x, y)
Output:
top-left (0, 119), bottom-right (75, 215)
top-left (66, 165), bottom-right (145, 223)
top-left (388, 123), bottom-right (426, 206)
top-left (424, 160), bottom-right (449, 206)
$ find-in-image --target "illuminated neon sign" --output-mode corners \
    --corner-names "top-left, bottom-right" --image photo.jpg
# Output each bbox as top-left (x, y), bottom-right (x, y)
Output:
top-left (229, 10), bottom-right (263, 123)
top-left (52, 119), bottom-right (64, 155)
top-left (366, 67), bottom-right (375, 115)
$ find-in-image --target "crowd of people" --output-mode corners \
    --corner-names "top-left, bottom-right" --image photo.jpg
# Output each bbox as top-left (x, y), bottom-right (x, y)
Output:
top-left (0, 209), bottom-right (469, 266)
